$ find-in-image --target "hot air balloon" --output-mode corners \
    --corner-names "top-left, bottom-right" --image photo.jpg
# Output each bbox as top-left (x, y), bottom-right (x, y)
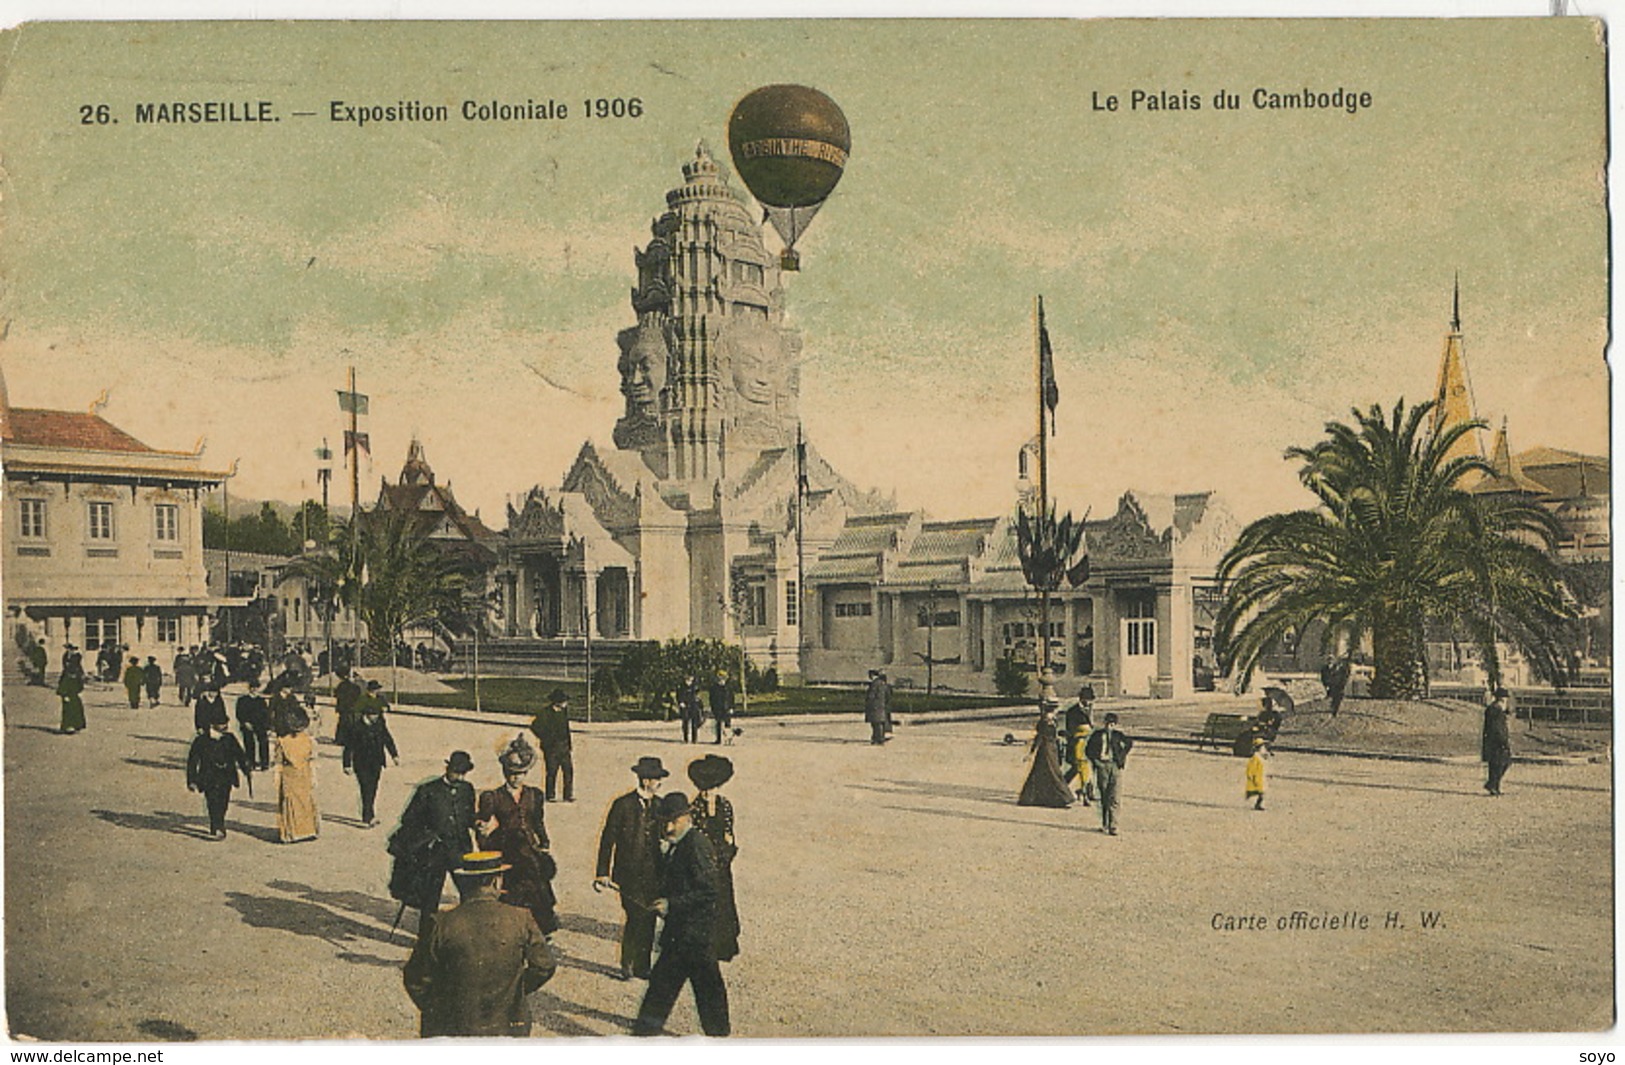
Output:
top-left (727, 84), bottom-right (849, 271)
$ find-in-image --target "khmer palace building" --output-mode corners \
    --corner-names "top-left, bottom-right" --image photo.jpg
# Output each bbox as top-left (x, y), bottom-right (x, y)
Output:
top-left (476, 145), bottom-right (1234, 697)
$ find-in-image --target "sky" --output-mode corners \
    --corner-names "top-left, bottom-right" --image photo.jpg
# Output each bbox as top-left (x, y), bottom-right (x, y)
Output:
top-left (0, 18), bottom-right (1608, 528)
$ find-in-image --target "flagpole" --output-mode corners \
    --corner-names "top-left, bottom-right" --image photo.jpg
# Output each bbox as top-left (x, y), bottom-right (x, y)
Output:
top-left (1035, 296), bottom-right (1050, 680)
top-left (348, 366), bottom-right (361, 669)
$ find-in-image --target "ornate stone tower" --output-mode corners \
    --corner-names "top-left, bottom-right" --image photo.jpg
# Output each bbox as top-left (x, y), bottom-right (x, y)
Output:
top-left (613, 143), bottom-right (802, 489)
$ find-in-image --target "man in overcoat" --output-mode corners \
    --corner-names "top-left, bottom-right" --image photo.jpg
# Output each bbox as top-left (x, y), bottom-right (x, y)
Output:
top-left (343, 702), bottom-right (399, 825)
top-left (1481, 687), bottom-right (1513, 796)
top-left (143, 656), bottom-right (163, 707)
top-left (187, 709), bottom-right (253, 839)
top-left (25, 638), bottom-right (47, 686)
top-left (594, 756), bottom-right (668, 980)
top-left (122, 657), bottom-right (146, 709)
top-left (174, 647), bottom-right (196, 705)
top-left (236, 681), bottom-right (272, 771)
top-left (528, 689), bottom-right (575, 802)
top-left (332, 668), bottom-right (364, 746)
top-left (632, 791), bottom-right (731, 1037)
top-left (402, 851), bottom-right (557, 1037)
top-left (707, 671), bottom-right (735, 745)
top-left (863, 668), bottom-right (892, 745)
top-left (389, 750), bottom-right (478, 940)
top-left (1084, 711), bottom-right (1134, 836)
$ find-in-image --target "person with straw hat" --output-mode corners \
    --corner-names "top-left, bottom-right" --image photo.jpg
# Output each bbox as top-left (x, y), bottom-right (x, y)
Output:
top-left (403, 850), bottom-right (557, 1037)
top-left (477, 734), bottom-right (559, 937)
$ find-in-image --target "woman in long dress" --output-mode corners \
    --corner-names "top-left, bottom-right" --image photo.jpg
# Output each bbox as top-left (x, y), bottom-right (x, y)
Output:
top-left (275, 708), bottom-right (320, 843)
top-left (57, 669), bottom-right (86, 734)
top-left (687, 754), bottom-right (740, 962)
top-left (476, 735), bottom-right (559, 935)
top-left (1018, 702), bottom-right (1074, 807)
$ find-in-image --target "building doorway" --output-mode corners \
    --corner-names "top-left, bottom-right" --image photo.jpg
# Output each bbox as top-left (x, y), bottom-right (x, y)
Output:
top-left (1119, 592), bottom-right (1157, 697)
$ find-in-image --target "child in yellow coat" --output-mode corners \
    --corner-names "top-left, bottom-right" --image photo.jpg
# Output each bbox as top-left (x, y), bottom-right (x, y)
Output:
top-left (1245, 738), bottom-right (1269, 810)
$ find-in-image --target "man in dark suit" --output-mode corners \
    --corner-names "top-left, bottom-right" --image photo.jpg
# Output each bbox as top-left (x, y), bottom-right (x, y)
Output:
top-left (863, 668), bottom-right (892, 745)
top-left (344, 703), bottom-right (399, 826)
top-left (403, 851), bottom-right (557, 1037)
top-left (332, 668), bottom-right (363, 746)
top-left (389, 751), bottom-right (478, 940)
top-left (594, 756), bottom-right (667, 980)
top-left (187, 713), bottom-right (253, 840)
top-left (1481, 687), bottom-right (1513, 796)
top-left (528, 689), bottom-right (575, 802)
top-left (235, 680), bottom-right (272, 771)
top-left (633, 791), bottom-right (730, 1037)
top-left (707, 671), bottom-right (735, 745)
top-left (1084, 711), bottom-right (1134, 836)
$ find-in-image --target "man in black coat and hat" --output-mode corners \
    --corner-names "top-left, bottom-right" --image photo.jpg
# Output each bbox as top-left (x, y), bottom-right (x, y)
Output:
top-left (389, 750), bottom-right (478, 939)
top-left (187, 702), bottom-right (253, 840)
top-left (1481, 687), bottom-right (1513, 796)
top-left (236, 680), bottom-right (272, 771)
top-left (594, 755), bottom-right (667, 980)
top-left (632, 790), bottom-right (730, 1037)
top-left (528, 689), bottom-right (575, 802)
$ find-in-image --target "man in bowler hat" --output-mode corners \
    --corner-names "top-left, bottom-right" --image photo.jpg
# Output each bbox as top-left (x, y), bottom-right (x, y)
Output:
top-left (594, 756), bottom-right (668, 980)
top-left (528, 689), bottom-right (575, 802)
top-left (632, 790), bottom-right (730, 1037)
top-left (403, 851), bottom-right (557, 1037)
top-left (389, 751), bottom-right (478, 940)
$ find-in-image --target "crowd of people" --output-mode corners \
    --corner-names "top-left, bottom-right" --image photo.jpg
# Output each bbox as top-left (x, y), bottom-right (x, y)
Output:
top-left (25, 635), bottom-right (1526, 1038)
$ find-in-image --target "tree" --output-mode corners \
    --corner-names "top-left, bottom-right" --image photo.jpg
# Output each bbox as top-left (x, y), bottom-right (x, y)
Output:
top-left (351, 509), bottom-right (473, 660)
top-left (1215, 399), bottom-right (1578, 699)
top-left (279, 511), bottom-right (473, 665)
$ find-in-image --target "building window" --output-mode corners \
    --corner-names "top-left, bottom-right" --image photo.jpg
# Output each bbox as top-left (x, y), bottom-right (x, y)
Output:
top-left (85, 616), bottom-right (119, 649)
top-left (88, 501), bottom-right (115, 540)
top-left (156, 616), bottom-right (180, 643)
top-left (19, 499), bottom-right (47, 538)
top-left (743, 583), bottom-right (768, 627)
top-left (834, 601), bottom-right (873, 618)
top-left (785, 580), bottom-right (798, 627)
top-left (154, 503), bottom-right (179, 541)
top-left (293, 598), bottom-right (303, 623)
top-left (916, 607), bottom-right (961, 628)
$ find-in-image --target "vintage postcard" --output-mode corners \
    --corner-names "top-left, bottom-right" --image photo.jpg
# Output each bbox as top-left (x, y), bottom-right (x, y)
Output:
top-left (0, 16), bottom-right (1611, 1047)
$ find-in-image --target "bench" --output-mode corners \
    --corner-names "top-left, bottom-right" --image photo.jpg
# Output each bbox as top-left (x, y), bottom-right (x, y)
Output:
top-left (1193, 713), bottom-right (1253, 751)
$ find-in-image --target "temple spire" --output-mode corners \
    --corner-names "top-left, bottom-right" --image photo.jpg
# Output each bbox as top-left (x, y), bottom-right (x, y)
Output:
top-left (1431, 276), bottom-right (1483, 473)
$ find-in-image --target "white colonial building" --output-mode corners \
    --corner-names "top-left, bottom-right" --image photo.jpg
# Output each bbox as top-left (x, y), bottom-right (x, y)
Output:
top-left (2, 373), bottom-right (235, 668)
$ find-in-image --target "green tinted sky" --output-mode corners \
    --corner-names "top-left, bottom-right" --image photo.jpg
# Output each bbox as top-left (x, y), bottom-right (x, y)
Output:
top-left (0, 19), bottom-right (1607, 521)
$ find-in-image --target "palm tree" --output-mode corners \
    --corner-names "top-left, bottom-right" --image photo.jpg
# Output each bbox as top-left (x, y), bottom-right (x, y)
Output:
top-left (1215, 399), bottom-right (1577, 699)
top-left (280, 511), bottom-right (473, 667)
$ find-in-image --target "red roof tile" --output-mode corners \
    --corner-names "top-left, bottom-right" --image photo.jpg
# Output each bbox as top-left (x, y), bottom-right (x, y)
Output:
top-left (7, 409), bottom-right (155, 453)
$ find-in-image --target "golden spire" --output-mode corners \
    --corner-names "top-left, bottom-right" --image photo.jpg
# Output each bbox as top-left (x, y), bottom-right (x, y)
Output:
top-left (1430, 275), bottom-right (1484, 474)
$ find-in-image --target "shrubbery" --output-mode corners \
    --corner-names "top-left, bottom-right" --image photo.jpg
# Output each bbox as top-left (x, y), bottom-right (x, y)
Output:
top-left (993, 654), bottom-right (1031, 698)
top-left (612, 637), bottom-right (774, 713)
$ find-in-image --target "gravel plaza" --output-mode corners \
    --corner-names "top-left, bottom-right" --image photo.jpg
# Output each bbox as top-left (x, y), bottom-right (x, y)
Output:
top-left (3, 678), bottom-right (1612, 1041)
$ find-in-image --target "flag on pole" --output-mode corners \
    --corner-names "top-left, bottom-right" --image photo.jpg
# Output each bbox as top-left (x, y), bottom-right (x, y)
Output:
top-left (314, 442), bottom-right (333, 462)
top-left (338, 390), bottom-right (369, 415)
top-left (1038, 296), bottom-right (1059, 432)
top-left (344, 430), bottom-right (371, 455)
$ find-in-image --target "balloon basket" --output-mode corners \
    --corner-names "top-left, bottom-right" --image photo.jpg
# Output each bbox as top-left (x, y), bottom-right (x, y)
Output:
top-left (779, 249), bottom-right (801, 272)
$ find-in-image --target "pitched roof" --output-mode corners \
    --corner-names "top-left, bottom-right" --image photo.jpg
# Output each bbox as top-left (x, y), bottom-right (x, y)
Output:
top-left (7, 409), bottom-right (158, 453)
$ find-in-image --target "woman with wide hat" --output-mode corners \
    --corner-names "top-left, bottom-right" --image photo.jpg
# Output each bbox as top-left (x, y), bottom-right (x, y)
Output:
top-left (687, 754), bottom-right (741, 962)
top-left (1017, 699), bottom-right (1074, 808)
top-left (476, 734), bottom-right (560, 936)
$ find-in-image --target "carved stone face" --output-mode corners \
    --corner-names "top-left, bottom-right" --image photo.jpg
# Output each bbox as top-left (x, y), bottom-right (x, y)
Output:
top-left (618, 321), bottom-right (669, 415)
top-left (719, 315), bottom-right (787, 412)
